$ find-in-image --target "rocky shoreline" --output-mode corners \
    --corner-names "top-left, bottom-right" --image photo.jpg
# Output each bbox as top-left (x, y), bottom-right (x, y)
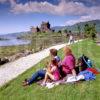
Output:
top-left (0, 50), bottom-right (33, 66)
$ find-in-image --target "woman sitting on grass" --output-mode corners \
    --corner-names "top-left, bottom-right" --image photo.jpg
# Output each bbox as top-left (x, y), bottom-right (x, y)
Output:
top-left (61, 46), bottom-right (76, 77)
top-left (22, 48), bottom-right (61, 86)
top-left (42, 58), bottom-right (60, 86)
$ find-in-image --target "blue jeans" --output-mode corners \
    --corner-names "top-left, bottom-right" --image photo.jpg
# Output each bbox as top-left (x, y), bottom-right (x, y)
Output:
top-left (28, 69), bottom-right (46, 84)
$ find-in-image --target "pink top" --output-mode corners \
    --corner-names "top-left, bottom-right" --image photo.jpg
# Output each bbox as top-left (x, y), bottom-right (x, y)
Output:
top-left (61, 54), bottom-right (75, 74)
top-left (50, 66), bottom-right (60, 81)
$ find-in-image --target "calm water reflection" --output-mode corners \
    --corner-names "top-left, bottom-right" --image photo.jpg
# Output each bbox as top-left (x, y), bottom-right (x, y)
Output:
top-left (0, 35), bottom-right (30, 47)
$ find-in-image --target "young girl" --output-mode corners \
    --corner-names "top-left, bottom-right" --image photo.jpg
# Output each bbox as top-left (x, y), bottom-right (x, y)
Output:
top-left (42, 58), bottom-right (60, 86)
top-left (22, 48), bottom-right (61, 86)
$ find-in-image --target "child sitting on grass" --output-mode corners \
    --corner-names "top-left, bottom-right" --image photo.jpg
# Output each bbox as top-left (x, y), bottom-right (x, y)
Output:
top-left (22, 48), bottom-right (61, 86)
top-left (42, 58), bottom-right (60, 86)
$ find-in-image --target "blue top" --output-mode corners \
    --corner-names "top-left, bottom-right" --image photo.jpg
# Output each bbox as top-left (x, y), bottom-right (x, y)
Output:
top-left (54, 56), bottom-right (61, 62)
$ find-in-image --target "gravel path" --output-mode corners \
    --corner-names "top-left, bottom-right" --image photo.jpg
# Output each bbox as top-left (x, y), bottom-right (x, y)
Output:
top-left (0, 40), bottom-right (82, 87)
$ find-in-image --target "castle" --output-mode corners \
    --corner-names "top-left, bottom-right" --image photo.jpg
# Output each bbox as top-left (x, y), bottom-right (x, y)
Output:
top-left (31, 21), bottom-right (51, 33)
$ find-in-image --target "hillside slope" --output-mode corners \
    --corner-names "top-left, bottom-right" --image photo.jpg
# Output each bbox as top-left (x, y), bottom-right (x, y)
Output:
top-left (52, 20), bottom-right (100, 33)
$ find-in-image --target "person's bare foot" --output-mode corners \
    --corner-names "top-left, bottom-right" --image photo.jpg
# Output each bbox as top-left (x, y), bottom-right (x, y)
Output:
top-left (22, 79), bottom-right (28, 83)
top-left (22, 79), bottom-right (29, 86)
top-left (22, 81), bottom-right (29, 87)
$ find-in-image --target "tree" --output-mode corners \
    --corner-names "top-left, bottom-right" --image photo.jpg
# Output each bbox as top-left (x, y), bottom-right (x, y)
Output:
top-left (63, 29), bottom-right (68, 33)
top-left (52, 29), bottom-right (55, 32)
top-left (77, 24), bottom-right (81, 39)
top-left (69, 30), bottom-right (72, 34)
top-left (77, 24), bottom-right (81, 34)
top-left (58, 30), bottom-right (62, 33)
top-left (84, 23), bottom-right (97, 40)
top-left (84, 23), bottom-right (90, 37)
top-left (90, 23), bottom-right (97, 40)
top-left (36, 26), bottom-right (40, 32)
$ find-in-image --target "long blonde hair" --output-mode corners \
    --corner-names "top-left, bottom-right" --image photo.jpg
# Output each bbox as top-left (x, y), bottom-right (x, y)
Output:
top-left (63, 46), bottom-right (72, 56)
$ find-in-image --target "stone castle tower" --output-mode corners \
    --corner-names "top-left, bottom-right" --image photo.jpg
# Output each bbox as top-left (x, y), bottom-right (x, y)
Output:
top-left (40, 21), bottom-right (51, 32)
top-left (31, 21), bottom-right (51, 33)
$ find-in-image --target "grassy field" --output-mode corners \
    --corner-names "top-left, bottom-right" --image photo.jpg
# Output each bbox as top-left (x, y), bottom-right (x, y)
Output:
top-left (0, 39), bottom-right (100, 100)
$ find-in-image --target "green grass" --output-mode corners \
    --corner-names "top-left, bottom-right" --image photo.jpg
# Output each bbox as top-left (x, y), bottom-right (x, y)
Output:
top-left (0, 39), bottom-right (100, 100)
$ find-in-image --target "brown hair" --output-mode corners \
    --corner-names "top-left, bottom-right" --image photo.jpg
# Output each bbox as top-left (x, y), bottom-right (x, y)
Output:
top-left (63, 46), bottom-right (72, 56)
top-left (50, 49), bottom-right (57, 56)
top-left (51, 58), bottom-right (58, 66)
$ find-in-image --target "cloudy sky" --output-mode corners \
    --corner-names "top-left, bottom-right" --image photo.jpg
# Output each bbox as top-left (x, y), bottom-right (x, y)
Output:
top-left (0, 0), bottom-right (100, 34)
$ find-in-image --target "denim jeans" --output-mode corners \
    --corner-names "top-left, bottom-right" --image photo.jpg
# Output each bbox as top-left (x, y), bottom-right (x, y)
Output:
top-left (28, 69), bottom-right (46, 84)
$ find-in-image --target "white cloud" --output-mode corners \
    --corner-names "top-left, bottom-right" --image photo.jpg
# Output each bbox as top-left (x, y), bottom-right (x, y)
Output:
top-left (11, 1), bottom-right (55, 14)
top-left (0, 0), bottom-right (7, 3)
top-left (9, 0), bottom-right (16, 7)
top-left (10, 0), bottom-right (100, 25)
top-left (65, 16), bottom-right (93, 26)
top-left (0, 0), bottom-right (16, 6)
top-left (11, 0), bottom-right (89, 15)
top-left (66, 6), bottom-right (100, 25)
top-left (1, 0), bottom-right (100, 25)
top-left (65, 13), bottom-right (100, 26)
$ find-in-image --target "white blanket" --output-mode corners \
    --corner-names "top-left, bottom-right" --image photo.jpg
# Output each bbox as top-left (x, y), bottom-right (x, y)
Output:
top-left (44, 75), bottom-right (85, 89)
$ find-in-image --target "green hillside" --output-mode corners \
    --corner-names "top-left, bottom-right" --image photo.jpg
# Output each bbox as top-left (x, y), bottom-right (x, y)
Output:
top-left (52, 20), bottom-right (100, 33)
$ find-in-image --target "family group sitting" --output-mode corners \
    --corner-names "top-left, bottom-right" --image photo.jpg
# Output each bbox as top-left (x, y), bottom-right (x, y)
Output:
top-left (22, 46), bottom-right (100, 87)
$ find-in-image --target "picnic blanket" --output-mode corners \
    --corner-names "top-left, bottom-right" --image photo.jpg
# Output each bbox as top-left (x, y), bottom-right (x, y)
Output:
top-left (37, 68), bottom-right (99, 89)
top-left (45, 75), bottom-right (85, 89)
top-left (37, 74), bottom-right (85, 89)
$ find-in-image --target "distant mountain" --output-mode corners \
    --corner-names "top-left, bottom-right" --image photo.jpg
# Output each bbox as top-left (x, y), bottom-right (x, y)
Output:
top-left (52, 20), bottom-right (100, 33)
top-left (0, 31), bottom-right (31, 39)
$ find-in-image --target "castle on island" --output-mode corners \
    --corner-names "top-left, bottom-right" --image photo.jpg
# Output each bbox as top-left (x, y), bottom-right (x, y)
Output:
top-left (31, 21), bottom-right (51, 33)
